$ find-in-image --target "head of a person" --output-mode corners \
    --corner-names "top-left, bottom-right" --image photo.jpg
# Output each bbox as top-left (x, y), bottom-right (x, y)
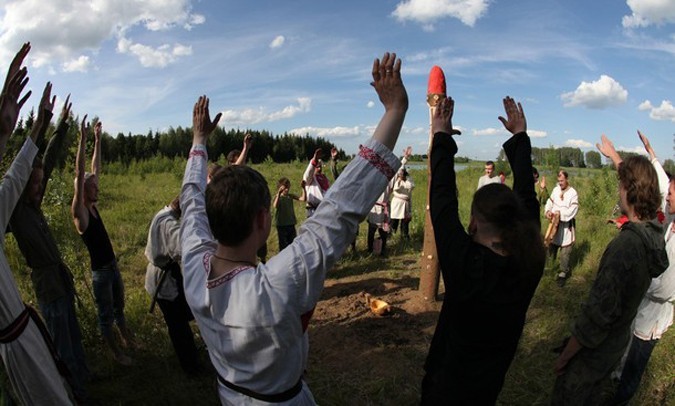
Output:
top-left (226, 149), bottom-right (241, 165)
top-left (278, 177), bottom-right (291, 195)
top-left (485, 161), bottom-right (495, 177)
top-left (83, 172), bottom-right (98, 203)
top-left (25, 159), bottom-right (44, 207)
top-left (668, 176), bottom-right (675, 216)
top-left (169, 195), bottom-right (181, 218)
top-left (207, 163), bottom-right (223, 184)
top-left (618, 155), bottom-right (660, 220)
top-left (398, 168), bottom-right (408, 180)
top-left (470, 183), bottom-right (545, 273)
top-left (206, 165), bottom-right (271, 248)
top-left (557, 170), bottom-right (569, 190)
top-left (532, 167), bottom-right (539, 183)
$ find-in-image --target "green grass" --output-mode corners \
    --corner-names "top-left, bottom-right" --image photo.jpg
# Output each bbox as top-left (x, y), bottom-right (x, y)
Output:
top-left (2, 159), bottom-right (673, 405)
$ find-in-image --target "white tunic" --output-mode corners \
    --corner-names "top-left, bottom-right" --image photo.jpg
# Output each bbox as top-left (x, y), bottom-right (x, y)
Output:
top-left (477, 174), bottom-right (500, 190)
top-left (144, 206), bottom-right (181, 301)
top-left (0, 139), bottom-right (73, 405)
top-left (180, 140), bottom-right (399, 405)
top-left (390, 177), bottom-right (414, 220)
top-left (544, 185), bottom-right (579, 247)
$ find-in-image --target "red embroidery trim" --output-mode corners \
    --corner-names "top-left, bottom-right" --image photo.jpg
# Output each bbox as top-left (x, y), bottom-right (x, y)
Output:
top-left (358, 145), bottom-right (395, 179)
top-left (190, 150), bottom-right (207, 159)
top-left (207, 265), bottom-right (255, 289)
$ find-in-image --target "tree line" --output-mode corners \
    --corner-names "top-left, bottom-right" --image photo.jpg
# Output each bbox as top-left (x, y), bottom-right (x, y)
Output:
top-left (4, 109), bottom-right (345, 170)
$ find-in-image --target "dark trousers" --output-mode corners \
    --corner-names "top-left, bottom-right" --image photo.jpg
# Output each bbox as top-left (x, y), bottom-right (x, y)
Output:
top-left (367, 222), bottom-right (388, 254)
top-left (157, 289), bottom-right (200, 374)
top-left (277, 225), bottom-right (297, 251)
top-left (390, 219), bottom-right (410, 238)
top-left (611, 336), bottom-right (658, 405)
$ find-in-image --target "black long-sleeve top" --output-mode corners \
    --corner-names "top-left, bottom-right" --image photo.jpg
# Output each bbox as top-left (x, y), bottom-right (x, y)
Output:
top-left (423, 131), bottom-right (543, 405)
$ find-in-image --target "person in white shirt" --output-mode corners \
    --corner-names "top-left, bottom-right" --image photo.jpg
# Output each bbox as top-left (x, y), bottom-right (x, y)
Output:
top-left (476, 160), bottom-right (501, 190)
top-left (180, 52), bottom-right (408, 405)
top-left (545, 170), bottom-right (579, 283)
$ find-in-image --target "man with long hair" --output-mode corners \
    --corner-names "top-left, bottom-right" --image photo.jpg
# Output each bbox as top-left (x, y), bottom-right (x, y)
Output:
top-left (422, 96), bottom-right (545, 404)
top-left (552, 136), bottom-right (668, 405)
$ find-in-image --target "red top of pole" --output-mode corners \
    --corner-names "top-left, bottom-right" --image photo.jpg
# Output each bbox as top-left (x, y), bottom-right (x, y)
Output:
top-left (427, 65), bottom-right (446, 96)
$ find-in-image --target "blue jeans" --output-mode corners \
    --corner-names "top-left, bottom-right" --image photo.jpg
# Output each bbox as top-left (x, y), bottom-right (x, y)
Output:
top-left (92, 261), bottom-right (127, 339)
top-left (611, 336), bottom-right (658, 405)
top-left (39, 292), bottom-right (89, 400)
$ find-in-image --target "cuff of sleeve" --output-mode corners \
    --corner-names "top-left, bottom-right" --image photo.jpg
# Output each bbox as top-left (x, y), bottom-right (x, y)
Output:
top-left (189, 144), bottom-right (208, 160)
top-left (358, 139), bottom-right (401, 179)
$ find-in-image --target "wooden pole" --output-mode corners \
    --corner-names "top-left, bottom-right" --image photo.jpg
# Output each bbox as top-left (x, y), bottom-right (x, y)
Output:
top-left (419, 66), bottom-right (445, 302)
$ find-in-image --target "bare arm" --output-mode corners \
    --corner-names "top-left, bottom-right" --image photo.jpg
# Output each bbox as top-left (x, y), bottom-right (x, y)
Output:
top-left (370, 52), bottom-right (408, 151)
top-left (234, 133), bottom-right (252, 166)
top-left (273, 185), bottom-right (285, 208)
top-left (72, 116), bottom-right (90, 234)
top-left (92, 121), bottom-right (102, 177)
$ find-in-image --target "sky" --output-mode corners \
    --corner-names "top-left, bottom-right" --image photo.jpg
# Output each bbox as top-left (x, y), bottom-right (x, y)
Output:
top-left (0, 0), bottom-right (674, 161)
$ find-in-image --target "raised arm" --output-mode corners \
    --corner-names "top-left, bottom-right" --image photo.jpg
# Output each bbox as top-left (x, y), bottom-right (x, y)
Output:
top-left (0, 43), bottom-right (32, 161)
top-left (91, 121), bottom-right (102, 177)
top-left (303, 148), bottom-right (321, 185)
top-left (42, 94), bottom-right (72, 193)
top-left (596, 134), bottom-right (622, 168)
top-left (72, 116), bottom-right (90, 234)
top-left (233, 133), bottom-right (252, 166)
top-left (29, 82), bottom-right (56, 145)
top-left (639, 130), bottom-right (669, 212)
top-left (499, 96), bottom-right (538, 224)
top-left (430, 96), bottom-right (470, 275)
top-left (370, 52), bottom-right (408, 151)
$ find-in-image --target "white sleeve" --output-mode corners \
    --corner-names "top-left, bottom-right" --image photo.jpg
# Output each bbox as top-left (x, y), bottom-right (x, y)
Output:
top-left (0, 138), bottom-right (38, 241)
top-left (265, 139), bottom-right (401, 315)
top-left (652, 158), bottom-right (670, 213)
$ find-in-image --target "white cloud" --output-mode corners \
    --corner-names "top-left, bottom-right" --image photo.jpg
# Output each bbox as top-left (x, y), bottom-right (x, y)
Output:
top-left (565, 139), bottom-right (593, 148)
top-left (623, 0), bottom-right (675, 28)
top-left (367, 101), bottom-right (375, 108)
top-left (638, 99), bottom-right (675, 122)
top-left (0, 0), bottom-right (204, 70)
top-left (288, 126), bottom-right (361, 138)
top-left (528, 130), bottom-right (548, 138)
top-left (472, 127), bottom-right (507, 136)
top-left (617, 145), bottom-right (648, 155)
top-left (269, 35), bottom-right (286, 49)
top-left (221, 98), bottom-right (312, 125)
top-left (62, 55), bottom-right (91, 73)
top-left (116, 38), bottom-right (192, 68)
top-left (392, 0), bottom-right (489, 28)
top-left (561, 75), bottom-right (628, 109)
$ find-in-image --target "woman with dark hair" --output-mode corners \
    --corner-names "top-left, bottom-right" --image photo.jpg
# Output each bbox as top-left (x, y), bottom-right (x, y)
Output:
top-left (421, 96), bottom-right (545, 405)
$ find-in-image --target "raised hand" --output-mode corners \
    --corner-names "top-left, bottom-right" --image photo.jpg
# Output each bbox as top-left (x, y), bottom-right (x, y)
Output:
top-left (313, 148), bottom-right (322, 162)
top-left (192, 95), bottom-right (222, 144)
top-left (638, 130), bottom-right (655, 160)
top-left (331, 147), bottom-right (338, 159)
top-left (431, 96), bottom-right (457, 136)
top-left (497, 96), bottom-right (526, 135)
top-left (403, 146), bottom-right (413, 158)
top-left (243, 133), bottom-right (252, 149)
top-left (0, 44), bottom-right (32, 142)
top-left (371, 52), bottom-right (408, 113)
top-left (596, 134), bottom-right (622, 168)
top-left (94, 121), bottom-right (102, 141)
top-left (2, 42), bottom-right (30, 95)
top-left (30, 82), bottom-right (57, 143)
top-left (80, 115), bottom-right (90, 144)
top-left (60, 94), bottom-right (72, 122)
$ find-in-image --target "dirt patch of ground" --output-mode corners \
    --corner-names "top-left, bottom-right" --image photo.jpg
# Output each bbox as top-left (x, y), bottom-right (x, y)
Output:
top-left (306, 267), bottom-right (443, 405)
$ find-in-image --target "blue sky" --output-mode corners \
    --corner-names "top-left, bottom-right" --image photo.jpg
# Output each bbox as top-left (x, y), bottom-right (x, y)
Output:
top-left (1, 0), bottom-right (674, 161)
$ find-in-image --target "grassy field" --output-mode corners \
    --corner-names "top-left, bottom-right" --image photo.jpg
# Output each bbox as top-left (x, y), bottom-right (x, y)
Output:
top-left (2, 156), bottom-right (674, 405)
